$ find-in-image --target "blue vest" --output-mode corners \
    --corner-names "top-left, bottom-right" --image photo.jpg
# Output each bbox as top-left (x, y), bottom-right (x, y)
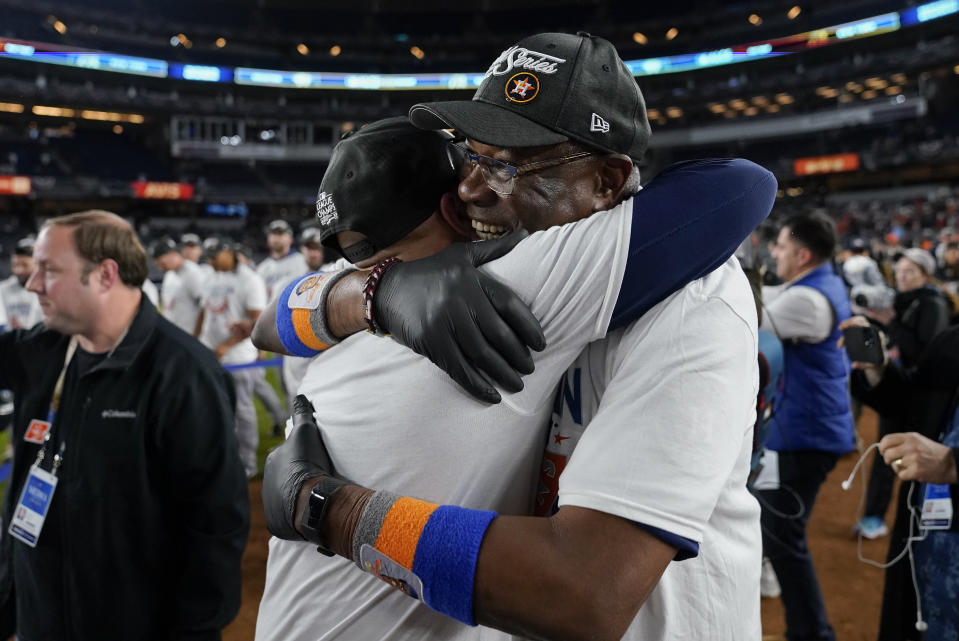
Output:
top-left (766, 263), bottom-right (855, 454)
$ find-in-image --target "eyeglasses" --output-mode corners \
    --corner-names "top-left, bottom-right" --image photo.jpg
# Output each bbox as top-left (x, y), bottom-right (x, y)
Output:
top-left (446, 140), bottom-right (593, 196)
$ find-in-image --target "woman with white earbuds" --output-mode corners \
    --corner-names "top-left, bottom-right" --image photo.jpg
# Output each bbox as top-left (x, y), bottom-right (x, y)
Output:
top-left (844, 316), bottom-right (959, 641)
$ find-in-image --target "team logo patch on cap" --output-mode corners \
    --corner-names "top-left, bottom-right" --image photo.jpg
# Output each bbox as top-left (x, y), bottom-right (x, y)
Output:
top-left (506, 73), bottom-right (539, 103)
top-left (316, 191), bottom-right (338, 226)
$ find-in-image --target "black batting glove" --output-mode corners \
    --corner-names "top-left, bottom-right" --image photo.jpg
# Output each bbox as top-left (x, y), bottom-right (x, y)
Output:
top-left (262, 395), bottom-right (335, 541)
top-left (373, 232), bottom-right (546, 404)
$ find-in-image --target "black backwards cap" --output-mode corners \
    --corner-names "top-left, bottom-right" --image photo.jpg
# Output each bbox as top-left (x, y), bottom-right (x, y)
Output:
top-left (409, 32), bottom-right (650, 161)
top-left (14, 236), bottom-right (35, 257)
top-left (180, 233), bottom-right (201, 246)
top-left (316, 116), bottom-right (457, 264)
top-left (148, 236), bottom-right (179, 260)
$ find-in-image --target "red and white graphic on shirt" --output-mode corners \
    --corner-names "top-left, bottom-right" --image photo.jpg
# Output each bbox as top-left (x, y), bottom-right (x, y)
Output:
top-left (24, 419), bottom-right (51, 445)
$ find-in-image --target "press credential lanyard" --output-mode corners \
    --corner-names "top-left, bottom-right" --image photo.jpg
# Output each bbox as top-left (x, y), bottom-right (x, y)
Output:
top-left (9, 338), bottom-right (76, 547)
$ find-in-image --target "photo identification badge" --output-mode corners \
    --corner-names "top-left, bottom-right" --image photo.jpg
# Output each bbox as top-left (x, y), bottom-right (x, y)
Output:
top-left (359, 543), bottom-right (425, 601)
top-left (9, 466), bottom-right (58, 547)
top-left (920, 483), bottom-right (953, 530)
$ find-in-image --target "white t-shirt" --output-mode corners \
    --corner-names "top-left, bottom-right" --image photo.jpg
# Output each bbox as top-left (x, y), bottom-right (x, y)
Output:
top-left (160, 259), bottom-right (208, 334)
top-left (544, 257), bottom-right (762, 641)
top-left (258, 251), bottom-right (309, 301)
top-left (0, 276), bottom-right (43, 330)
top-left (199, 264), bottom-right (267, 364)
top-left (255, 199), bottom-right (633, 641)
top-left (141, 278), bottom-right (159, 307)
top-left (761, 283), bottom-right (833, 343)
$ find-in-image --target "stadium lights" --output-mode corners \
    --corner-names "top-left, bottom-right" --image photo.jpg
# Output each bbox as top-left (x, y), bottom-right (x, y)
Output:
top-left (845, 81), bottom-right (863, 92)
top-left (297, 43), bottom-right (309, 55)
top-left (743, 106), bottom-right (759, 116)
top-left (330, 45), bottom-right (341, 56)
top-left (53, 20), bottom-right (67, 34)
top-left (666, 106), bottom-right (683, 118)
top-left (707, 103), bottom-right (726, 113)
top-left (861, 89), bottom-right (878, 99)
top-left (633, 32), bottom-right (648, 45)
top-left (729, 98), bottom-right (747, 110)
top-left (885, 85), bottom-right (902, 95)
top-left (954, 64), bottom-right (959, 74)
top-left (748, 14), bottom-right (762, 25)
top-left (751, 96), bottom-right (769, 105)
top-left (775, 92), bottom-right (794, 104)
top-left (112, 124), bottom-right (123, 134)
top-left (647, 109), bottom-right (660, 120)
top-left (215, 37), bottom-right (227, 48)
top-left (80, 110), bottom-right (145, 123)
top-left (32, 105), bottom-right (75, 117)
top-left (0, 102), bottom-right (25, 113)
top-left (665, 27), bottom-right (678, 40)
top-left (723, 110), bottom-right (737, 119)
top-left (788, 5), bottom-right (802, 19)
top-left (410, 46), bottom-right (425, 60)
top-left (765, 103), bottom-right (781, 113)
top-left (839, 93), bottom-right (854, 103)
top-left (890, 73), bottom-right (907, 84)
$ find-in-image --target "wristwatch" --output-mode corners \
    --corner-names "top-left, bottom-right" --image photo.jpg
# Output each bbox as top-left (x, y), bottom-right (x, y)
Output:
top-left (299, 476), bottom-right (345, 556)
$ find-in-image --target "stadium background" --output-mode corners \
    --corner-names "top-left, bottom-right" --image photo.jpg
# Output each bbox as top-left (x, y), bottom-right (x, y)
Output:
top-left (0, 0), bottom-right (956, 638)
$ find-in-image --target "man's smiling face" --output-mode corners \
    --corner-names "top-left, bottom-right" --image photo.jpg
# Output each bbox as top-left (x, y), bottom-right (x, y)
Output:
top-left (454, 140), bottom-right (600, 238)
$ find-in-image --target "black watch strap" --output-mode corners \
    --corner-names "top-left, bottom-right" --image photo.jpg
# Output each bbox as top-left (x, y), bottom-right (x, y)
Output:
top-left (300, 476), bottom-right (347, 556)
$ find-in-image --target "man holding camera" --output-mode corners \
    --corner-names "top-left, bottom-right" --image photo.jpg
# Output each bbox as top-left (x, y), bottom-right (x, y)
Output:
top-left (759, 212), bottom-right (855, 641)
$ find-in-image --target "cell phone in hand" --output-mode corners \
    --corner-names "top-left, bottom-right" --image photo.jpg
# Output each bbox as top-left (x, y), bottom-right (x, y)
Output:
top-left (842, 325), bottom-right (884, 365)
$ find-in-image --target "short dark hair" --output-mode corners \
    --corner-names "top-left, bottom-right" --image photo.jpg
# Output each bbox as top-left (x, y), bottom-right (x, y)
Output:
top-left (782, 213), bottom-right (837, 262)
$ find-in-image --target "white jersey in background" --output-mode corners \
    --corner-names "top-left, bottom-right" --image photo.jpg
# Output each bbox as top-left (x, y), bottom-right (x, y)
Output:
top-left (0, 276), bottom-right (43, 330)
top-left (258, 251), bottom-right (309, 301)
top-left (141, 278), bottom-right (159, 307)
top-left (199, 263), bottom-right (267, 364)
top-left (160, 259), bottom-right (208, 334)
top-left (256, 199), bottom-right (634, 641)
top-left (541, 257), bottom-right (762, 641)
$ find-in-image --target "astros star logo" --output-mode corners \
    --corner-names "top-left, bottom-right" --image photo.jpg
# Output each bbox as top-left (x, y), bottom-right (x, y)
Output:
top-left (505, 72), bottom-right (539, 103)
top-left (553, 434), bottom-right (570, 445)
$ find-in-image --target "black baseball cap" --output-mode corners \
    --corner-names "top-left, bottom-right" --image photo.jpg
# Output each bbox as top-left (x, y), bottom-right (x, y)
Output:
top-left (316, 116), bottom-right (457, 264)
top-left (148, 236), bottom-right (179, 260)
top-left (13, 236), bottom-right (35, 257)
top-left (409, 32), bottom-right (650, 161)
top-left (300, 226), bottom-right (323, 247)
top-left (201, 236), bottom-right (234, 261)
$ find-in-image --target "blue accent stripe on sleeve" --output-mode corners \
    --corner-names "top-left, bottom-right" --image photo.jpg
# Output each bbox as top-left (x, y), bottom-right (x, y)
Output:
top-left (633, 520), bottom-right (700, 561)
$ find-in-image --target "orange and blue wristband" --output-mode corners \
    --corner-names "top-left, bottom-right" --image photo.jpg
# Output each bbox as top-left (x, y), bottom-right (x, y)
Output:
top-left (276, 270), bottom-right (354, 357)
top-left (352, 490), bottom-right (496, 625)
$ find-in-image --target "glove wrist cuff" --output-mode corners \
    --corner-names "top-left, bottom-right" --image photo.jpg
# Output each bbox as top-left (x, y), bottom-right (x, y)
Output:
top-left (363, 257), bottom-right (403, 334)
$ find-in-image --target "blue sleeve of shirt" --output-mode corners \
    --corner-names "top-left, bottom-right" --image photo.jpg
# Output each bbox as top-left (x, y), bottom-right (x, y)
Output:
top-left (610, 158), bottom-right (777, 330)
top-left (633, 521), bottom-right (700, 561)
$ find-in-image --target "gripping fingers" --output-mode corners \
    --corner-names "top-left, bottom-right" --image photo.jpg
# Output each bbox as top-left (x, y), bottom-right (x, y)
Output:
top-left (454, 306), bottom-right (526, 394)
top-left (434, 332), bottom-right (502, 404)
top-left (468, 230), bottom-right (530, 266)
top-left (481, 274), bottom-right (546, 353)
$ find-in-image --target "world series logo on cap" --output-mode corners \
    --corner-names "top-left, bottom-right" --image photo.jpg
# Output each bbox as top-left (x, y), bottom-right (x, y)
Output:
top-left (316, 191), bottom-right (338, 226)
top-left (506, 73), bottom-right (539, 103)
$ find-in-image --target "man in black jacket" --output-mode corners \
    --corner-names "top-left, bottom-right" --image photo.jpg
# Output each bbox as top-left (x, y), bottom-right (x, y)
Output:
top-left (0, 210), bottom-right (249, 640)
top-left (846, 317), bottom-right (959, 641)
